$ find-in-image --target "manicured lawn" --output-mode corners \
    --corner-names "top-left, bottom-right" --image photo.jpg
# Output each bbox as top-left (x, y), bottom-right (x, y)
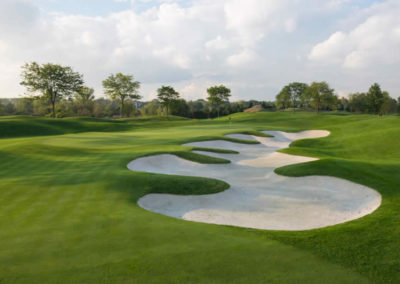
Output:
top-left (0, 112), bottom-right (399, 283)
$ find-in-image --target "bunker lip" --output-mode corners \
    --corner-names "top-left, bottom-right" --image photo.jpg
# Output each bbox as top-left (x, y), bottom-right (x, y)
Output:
top-left (127, 130), bottom-right (382, 231)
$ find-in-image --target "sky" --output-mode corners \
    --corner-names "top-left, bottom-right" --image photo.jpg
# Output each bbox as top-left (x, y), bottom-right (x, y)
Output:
top-left (0, 0), bottom-right (398, 101)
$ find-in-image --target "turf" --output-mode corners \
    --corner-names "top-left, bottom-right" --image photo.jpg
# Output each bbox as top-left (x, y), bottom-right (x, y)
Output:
top-left (0, 112), bottom-right (399, 283)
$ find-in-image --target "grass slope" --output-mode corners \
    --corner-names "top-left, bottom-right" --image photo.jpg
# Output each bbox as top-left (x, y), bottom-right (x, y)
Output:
top-left (0, 112), bottom-right (399, 283)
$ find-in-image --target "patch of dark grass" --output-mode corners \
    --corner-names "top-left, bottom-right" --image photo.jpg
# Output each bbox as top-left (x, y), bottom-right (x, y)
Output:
top-left (173, 151), bottom-right (231, 164)
top-left (222, 136), bottom-right (260, 144)
top-left (190, 147), bottom-right (238, 154)
top-left (147, 173), bottom-right (230, 195)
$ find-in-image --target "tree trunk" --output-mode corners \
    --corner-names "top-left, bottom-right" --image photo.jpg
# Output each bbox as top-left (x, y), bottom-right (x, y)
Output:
top-left (50, 91), bottom-right (56, 118)
top-left (52, 100), bottom-right (56, 118)
top-left (120, 98), bottom-right (124, 118)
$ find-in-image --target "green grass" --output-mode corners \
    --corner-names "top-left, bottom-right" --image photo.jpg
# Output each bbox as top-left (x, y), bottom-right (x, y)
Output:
top-left (0, 112), bottom-right (399, 283)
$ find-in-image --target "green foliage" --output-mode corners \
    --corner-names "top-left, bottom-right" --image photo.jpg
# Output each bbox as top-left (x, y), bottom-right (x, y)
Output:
top-left (140, 99), bottom-right (162, 116)
top-left (276, 82), bottom-right (308, 110)
top-left (347, 84), bottom-right (395, 115)
top-left (207, 85), bottom-right (231, 118)
top-left (304, 81), bottom-right (337, 112)
top-left (102, 73), bottom-right (141, 117)
top-left (14, 98), bottom-right (34, 115)
top-left (157, 85), bottom-right (180, 116)
top-left (348, 92), bottom-right (368, 113)
top-left (275, 86), bottom-right (291, 109)
top-left (380, 91), bottom-right (397, 115)
top-left (74, 86), bottom-right (95, 116)
top-left (20, 62), bottom-right (84, 118)
top-left (0, 101), bottom-right (4, 116)
top-left (366, 83), bottom-right (384, 114)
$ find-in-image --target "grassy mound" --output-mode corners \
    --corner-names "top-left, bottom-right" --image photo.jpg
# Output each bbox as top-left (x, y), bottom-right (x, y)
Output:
top-left (0, 112), bottom-right (399, 282)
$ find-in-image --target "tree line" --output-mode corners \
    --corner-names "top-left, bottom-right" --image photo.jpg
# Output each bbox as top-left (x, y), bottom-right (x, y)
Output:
top-left (0, 95), bottom-right (273, 119)
top-left (13, 62), bottom-right (240, 118)
top-left (0, 62), bottom-right (399, 118)
top-left (275, 81), bottom-right (399, 115)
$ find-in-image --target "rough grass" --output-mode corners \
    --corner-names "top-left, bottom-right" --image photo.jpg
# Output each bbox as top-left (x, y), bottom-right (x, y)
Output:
top-left (0, 112), bottom-right (399, 283)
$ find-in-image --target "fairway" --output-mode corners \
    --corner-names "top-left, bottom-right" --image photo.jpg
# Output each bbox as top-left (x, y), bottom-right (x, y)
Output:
top-left (1, 112), bottom-right (400, 283)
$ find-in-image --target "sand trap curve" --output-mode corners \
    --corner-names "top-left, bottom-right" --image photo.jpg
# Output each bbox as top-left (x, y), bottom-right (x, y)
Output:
top-left (128, 130), bottom-right (381, 231)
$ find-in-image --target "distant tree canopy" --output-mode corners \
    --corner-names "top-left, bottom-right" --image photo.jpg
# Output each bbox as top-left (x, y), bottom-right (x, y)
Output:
top-left (276, 82), bottom-right (308, 110)
top-left (74, 86), bottom-right (95, 116)
top-left (348, 93), bottom-right (368, 113)
top-left (304, 82), bottom-right (337, 113)
top-left (344, 84), bottom-right (393, 115)
top-left (207, 85), bottom-right (231, 118)
top-left (9, 62), bottom-right (400, 119)
top-left (20, 62), bottom-right (84, 118)
top-left (157, 85), bottom-right (180, 116)
top-left (366, 83), bottom-right (384, 114)
top-left (102, 73), bottom-right (141, 117)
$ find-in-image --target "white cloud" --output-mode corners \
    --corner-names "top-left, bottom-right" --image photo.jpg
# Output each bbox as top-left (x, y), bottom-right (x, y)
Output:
top-left (0, 0), bottom-right (302, 99)
top-left (205, 36), bottom-right (230, 50)
top-left (227, 49), bottom-right (256, 67)
top-left (309, 0), bottom-right (400, 70)
top-left (224, 0), bottom-right (296, 47)
top-left (0, 0), bottom-right (399, 101)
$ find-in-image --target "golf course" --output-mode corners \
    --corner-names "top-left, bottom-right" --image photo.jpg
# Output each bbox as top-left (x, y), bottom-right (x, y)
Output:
top-left (0, 112), bottom-right (399, 283)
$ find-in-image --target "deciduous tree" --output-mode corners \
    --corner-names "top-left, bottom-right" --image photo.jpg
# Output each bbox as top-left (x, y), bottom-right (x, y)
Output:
top-left (74, 86), bottom-right (95, 116)
top-left (304, 82), bottom-right (335, 113)
top-left (102, 73), bottom-right (141, 117)
top-left (157, 86), bottom-right (180, 116)
top-left (206, 85), bottom-right (231, 118)
top-left (366, 83), bottom-right (384, 114)
top-left (276, 82), bottom-right (308, 110)
top-left (20, 62), bottom-right (84, 118)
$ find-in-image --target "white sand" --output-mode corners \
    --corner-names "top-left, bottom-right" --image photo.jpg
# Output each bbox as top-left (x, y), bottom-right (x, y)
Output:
top-left (127, 130), bottom-right (381, 231)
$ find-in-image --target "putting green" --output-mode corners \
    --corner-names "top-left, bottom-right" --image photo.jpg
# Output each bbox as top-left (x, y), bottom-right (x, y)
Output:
top-left (0, 112), bottom-right (399, 283)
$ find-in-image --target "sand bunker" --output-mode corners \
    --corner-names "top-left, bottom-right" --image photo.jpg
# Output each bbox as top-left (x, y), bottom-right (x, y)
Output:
top-left (127, 130), bottom-right (381, 231)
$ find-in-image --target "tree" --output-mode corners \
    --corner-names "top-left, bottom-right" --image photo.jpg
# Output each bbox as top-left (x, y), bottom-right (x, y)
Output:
top-left (379, 91), bottom-right (397, 115)
top-left (398, 96), bottom-right (400, 114)
top-left (366, 83), bottom-right (384, 114)
top-left (20, 62), bottom-right (84, 118)
top-left (140, 99), bottom-right (162, 116)
top-left (206, 85), bottom-right (231, 118)
top-left (74, 86), bottom-right (95, 116)
top-left (15, 98), bottom-right (34, 115)
top-left (276, 82), bottom-right (308, 110)
top-left (170, 99), bottom-right (190, 117)
top-left (304, 82), bottom-right (335, 113)
top-left (157, 85), bottom-right (180, 116)
top-left (337, 97), bottom-right (350, 112)
top-left (348, 93), bottom-right (368, 113)
top-left (0, 101), bottom-right (5, 116)
top-left (102, 73), bottom-right (141, 117)
top-left (275, 86), bottom-right (291, 109)
top-left (93, 98), bottom-right (119, 118)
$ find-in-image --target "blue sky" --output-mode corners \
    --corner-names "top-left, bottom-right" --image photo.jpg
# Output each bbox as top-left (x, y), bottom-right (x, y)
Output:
top-left (34, 0), bottom-right (131, 16)
top-left (33, 0), bottom-right (195, 15)
top-left (33, 0), bottom-right (384, 16)
top-left (0, 0), bottom-right (398, 101)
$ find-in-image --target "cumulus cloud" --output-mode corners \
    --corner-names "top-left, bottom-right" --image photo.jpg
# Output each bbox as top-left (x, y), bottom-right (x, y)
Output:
top-left (0, 0), bottom-right (301, 99)
top-left (0, 0), bottom-right (398, 100)
top-left (309, 0), bottom-right (400, 70)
